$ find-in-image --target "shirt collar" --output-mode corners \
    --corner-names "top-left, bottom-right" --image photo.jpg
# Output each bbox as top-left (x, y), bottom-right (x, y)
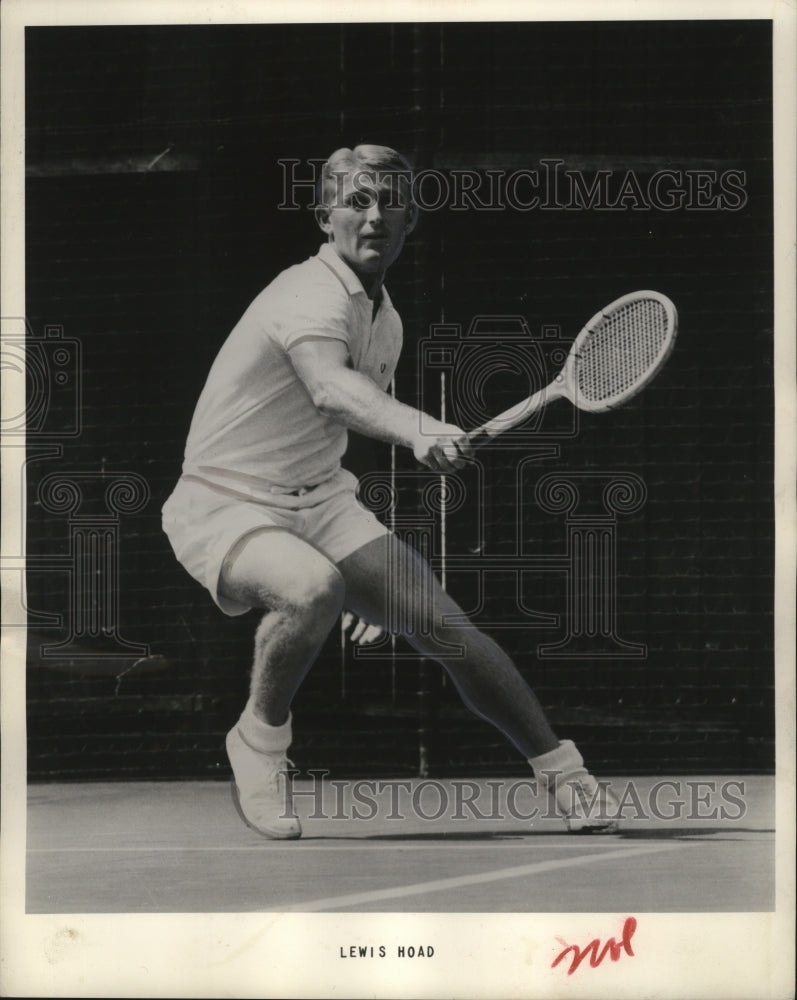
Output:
top-left (316, 243), bottom-right (392, 311)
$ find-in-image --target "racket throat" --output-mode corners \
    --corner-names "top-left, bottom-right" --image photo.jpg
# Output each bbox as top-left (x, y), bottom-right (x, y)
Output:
top-left (470, 385), bottom-right (561, 447)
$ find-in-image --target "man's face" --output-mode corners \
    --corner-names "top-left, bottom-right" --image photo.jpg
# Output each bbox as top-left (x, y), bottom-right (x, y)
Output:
top-left (317, 168), bottom-right (414, 283)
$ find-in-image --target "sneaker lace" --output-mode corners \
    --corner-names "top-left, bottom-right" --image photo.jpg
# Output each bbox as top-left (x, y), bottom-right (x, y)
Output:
top-left (260, 753), bottom-right (296, 795)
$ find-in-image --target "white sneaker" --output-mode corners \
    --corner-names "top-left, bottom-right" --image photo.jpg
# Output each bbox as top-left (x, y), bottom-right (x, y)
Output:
top-left (549, 772), bottom-right (620, 833)
top-left (225, 725), bottom-right (302, 839)
top-left (530, 740), bottom-right (620, 833)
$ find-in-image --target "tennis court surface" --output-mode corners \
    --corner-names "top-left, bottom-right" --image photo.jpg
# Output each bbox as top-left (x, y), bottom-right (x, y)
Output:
top-left (27, 774), bottom-right (774, 913)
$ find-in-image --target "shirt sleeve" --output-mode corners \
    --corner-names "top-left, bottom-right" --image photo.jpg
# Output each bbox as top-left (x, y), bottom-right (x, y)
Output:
top-left (271, 266), bottom-right (354, 353)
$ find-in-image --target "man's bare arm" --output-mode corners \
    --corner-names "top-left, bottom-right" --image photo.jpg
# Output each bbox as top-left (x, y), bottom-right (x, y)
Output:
top-left (289, 338), bottom-right (471, 472)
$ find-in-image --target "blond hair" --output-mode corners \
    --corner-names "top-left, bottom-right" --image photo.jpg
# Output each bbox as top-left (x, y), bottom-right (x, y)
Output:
top-left (318, 144), bottom-right (414, 208)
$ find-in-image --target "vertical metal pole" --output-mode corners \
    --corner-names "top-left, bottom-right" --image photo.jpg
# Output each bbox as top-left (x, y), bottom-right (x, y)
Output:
top-left (411, 22), bottom-right (444, 778)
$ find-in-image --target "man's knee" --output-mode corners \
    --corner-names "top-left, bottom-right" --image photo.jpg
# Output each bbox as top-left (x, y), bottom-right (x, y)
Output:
top-left (281, 565), bottom-right (345, 623)
top-left (400, 608), bottom-right (471, 658)
top-left (381, 571), bottom-right (472, 654)
top-left (248, 563), bottom-right (345, 628)
top-left (221, 529), bottom-right (345, 621)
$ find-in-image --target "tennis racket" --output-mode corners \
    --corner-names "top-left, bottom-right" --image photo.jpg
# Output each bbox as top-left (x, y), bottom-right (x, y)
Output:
top-left (467, 290), bottom-right (678, 448)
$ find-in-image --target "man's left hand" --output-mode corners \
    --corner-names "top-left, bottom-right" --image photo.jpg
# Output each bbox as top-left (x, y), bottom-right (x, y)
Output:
top-left (342, 611), bottom-right (385, 645)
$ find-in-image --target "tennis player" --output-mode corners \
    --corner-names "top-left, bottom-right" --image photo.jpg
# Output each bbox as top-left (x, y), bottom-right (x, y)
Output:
top-left (162, 144), bottom-right (620, 838)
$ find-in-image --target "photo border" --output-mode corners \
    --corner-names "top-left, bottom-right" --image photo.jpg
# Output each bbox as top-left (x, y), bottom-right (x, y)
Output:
top-left (2, 1), bottom-right (794, 997)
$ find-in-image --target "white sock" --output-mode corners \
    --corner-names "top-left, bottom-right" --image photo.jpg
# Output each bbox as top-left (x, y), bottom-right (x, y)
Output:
top-left (528, 739), bottom-right (587, 788)
top-left (236, 703), bottom-right (292, 754)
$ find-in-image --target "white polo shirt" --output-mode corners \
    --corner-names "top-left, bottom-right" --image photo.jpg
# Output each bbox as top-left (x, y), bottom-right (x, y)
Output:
top-left (181, 243), bottom-right (403, 498)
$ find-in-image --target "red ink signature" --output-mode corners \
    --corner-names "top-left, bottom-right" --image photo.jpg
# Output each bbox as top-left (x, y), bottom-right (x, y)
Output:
top-left (552, 916), bottom-right (637, 975)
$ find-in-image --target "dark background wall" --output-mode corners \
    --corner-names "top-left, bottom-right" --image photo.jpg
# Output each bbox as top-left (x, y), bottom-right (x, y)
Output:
top-left (23, 21), bottom-right (774, 779)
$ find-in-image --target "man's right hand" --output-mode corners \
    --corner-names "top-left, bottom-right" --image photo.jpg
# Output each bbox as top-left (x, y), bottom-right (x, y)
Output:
top-left (412, 421), bottom-right (473, 472)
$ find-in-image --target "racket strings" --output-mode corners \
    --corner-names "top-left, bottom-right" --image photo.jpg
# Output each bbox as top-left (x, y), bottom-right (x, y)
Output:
top-left (576, 299), bottom-right (670, 404)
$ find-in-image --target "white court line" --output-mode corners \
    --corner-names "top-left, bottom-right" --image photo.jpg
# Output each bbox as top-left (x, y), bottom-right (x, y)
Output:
top-left (281, 842), bottom-right (686, 912)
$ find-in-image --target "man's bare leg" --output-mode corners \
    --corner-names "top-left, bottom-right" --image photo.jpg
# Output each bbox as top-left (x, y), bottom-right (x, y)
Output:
top-left (337, 534), bottom-right (620, 831)
top-left (217, 528), bottom-right (345, 838)
top-left (220, 528), bottom-right (345, 725)
top-left (336, 534), bottom-right (558, 758)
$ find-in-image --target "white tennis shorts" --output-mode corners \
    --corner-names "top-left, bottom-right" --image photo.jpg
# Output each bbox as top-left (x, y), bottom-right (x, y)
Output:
top-left (162, 468), bottom-right (389, 616)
